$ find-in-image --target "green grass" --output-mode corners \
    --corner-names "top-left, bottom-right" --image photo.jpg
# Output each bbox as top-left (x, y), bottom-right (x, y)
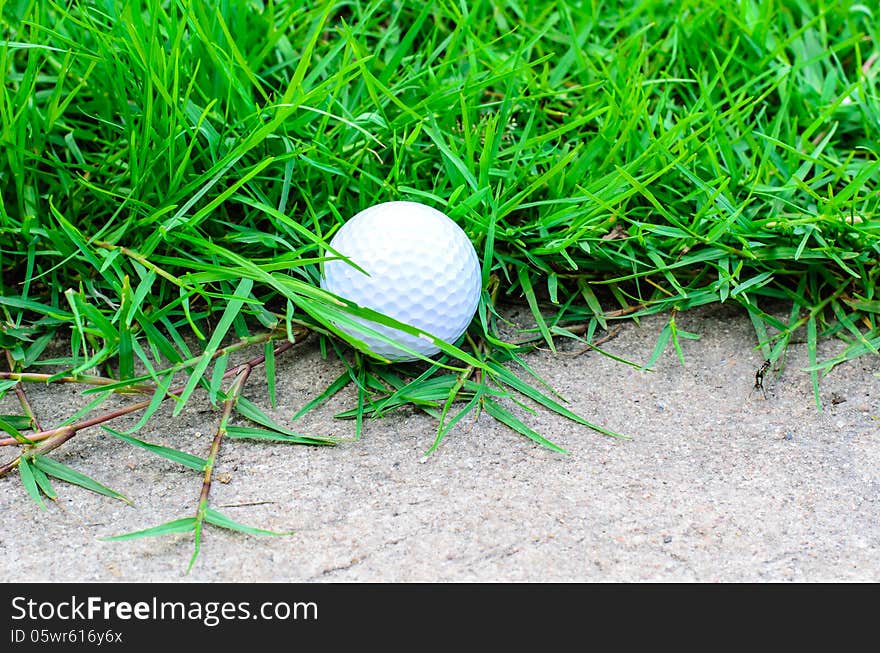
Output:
top-left (1, 0), bottom-right (879, 566)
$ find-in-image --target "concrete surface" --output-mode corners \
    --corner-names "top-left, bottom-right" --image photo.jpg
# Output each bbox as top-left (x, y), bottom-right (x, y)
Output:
top-left (1, 302), bottom-right (877, 582)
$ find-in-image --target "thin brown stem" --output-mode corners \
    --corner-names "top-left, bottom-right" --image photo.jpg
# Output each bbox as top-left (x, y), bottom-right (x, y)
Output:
top-left (197, 364), bottom-right (251, 512)
top-left (0, 334), bottom-right (308, 472)
top-left (0, 388), bottom-right (185, 474)
top-left (0, 386), bottom-right (177, 448)
top-left (5, 351), bottom-right (43, 432)
top-left (0, 427), bottom-right (76, 475)
top-left (0, 371), bottom-right (155, 394)
top-left (556, 325), bottom-right (623, 358)
top-left (603, 304), bottom-right (645, 318)
top-left (0, 334), bottom-right (306, 448)
top-left (225, 340), bottom-right (295, 377)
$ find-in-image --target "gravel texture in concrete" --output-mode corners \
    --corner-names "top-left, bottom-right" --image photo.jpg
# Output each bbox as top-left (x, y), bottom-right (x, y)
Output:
top-left (1, 303), bottom-right (877, 582)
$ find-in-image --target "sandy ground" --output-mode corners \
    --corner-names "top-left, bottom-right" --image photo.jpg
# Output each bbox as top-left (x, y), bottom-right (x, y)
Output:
top-left (1, 302), bottom-right (877, 582)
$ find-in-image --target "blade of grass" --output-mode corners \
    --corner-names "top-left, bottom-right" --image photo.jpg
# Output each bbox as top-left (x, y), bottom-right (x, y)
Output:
top-left (33, 455), bottom-right (130, 504)
top-left (291, 369), bottom-right (351, 421)
top-left (225, 424), bottom-right (335, 445)
top-left (203, 508), bottom-right (293, 536)
top-left (18, 457), bottom-right (47, 509)
top-left (102, 517), bottom-right (197, 541)
top-left (482, 398), bottom-right (567, 454)
top-left (102, 426), bottom-right (208, 471)
top-left (173, 277), bottom-right (254, 416)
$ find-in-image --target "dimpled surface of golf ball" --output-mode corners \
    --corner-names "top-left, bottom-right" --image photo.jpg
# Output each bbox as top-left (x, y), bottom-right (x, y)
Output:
top-left (320, 201), bottom-right (481, 361)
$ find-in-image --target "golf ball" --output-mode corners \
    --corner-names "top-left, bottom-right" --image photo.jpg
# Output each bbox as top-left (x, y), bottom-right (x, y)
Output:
top-left (320, 201), bottom-right (482, 361)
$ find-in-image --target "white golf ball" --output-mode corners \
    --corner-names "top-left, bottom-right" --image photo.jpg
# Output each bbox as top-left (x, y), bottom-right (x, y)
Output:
top-left (320, 201), bottom-right (482, 361)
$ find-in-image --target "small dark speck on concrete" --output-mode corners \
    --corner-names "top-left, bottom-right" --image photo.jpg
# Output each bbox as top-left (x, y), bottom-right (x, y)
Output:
top-left (784, 432), bottom-right (794, 441)
top-left (663, 536), bottom-right (673, 544)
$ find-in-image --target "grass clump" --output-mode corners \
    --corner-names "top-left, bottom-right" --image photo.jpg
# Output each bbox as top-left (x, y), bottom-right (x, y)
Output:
top-left (1, 0), bottom-right (878, 565)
